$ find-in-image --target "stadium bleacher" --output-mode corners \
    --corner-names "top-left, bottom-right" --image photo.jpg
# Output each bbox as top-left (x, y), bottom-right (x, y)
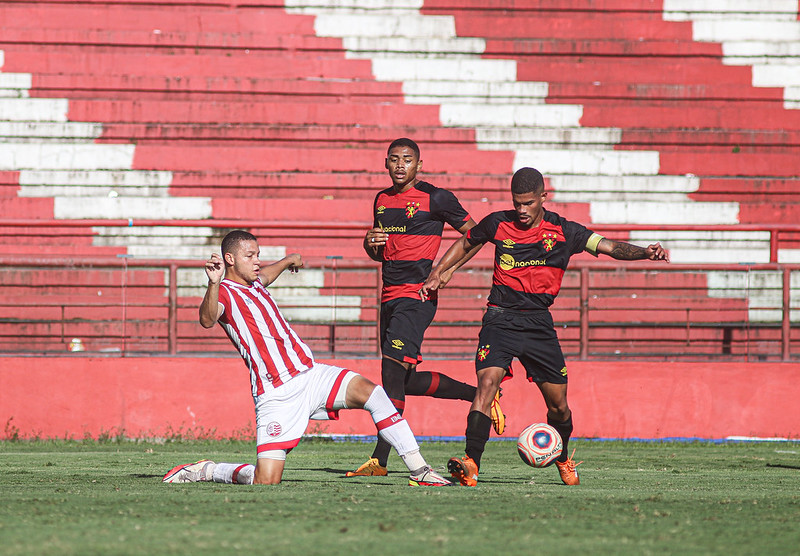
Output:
top-left (0, 0), bottom-right (797, 356)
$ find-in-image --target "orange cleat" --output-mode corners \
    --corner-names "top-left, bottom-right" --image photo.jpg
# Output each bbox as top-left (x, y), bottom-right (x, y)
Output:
top-left (447, 455), bottom-right (479, 487)
top-left (554, 449), bottom-right (583, 485)
top-left (490, 389), bottom-right (505, 435)
top-left (345, 457), bottom-right (388, 477)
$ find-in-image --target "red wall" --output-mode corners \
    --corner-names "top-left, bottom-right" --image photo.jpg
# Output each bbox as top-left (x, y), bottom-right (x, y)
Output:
top-left (1, 357), bottom-right (797, 440)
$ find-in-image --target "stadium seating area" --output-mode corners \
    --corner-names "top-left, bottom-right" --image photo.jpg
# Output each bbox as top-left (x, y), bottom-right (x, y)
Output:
top-left (0, 0), bottom-right (797, 357)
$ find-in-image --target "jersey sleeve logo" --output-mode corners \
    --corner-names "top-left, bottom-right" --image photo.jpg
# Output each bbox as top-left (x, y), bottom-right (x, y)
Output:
top-left (477, 344), bottom-right (491, 361)
top-left (542, 232), bottom-right (558, 252)
top-left (405, 201), bottom-right (421, 219)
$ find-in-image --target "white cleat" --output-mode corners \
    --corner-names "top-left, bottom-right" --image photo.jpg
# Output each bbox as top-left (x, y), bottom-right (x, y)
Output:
top-left (162, 459), bottom-right (215, 483)
top-left (408, 465), bottom-right (453, 487)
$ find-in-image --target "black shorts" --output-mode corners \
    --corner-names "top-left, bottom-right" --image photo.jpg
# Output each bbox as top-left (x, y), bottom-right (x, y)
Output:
top-left (380, 297), bottom-right (437, 365)
top-left (475, 306), bottom-right (568, 384)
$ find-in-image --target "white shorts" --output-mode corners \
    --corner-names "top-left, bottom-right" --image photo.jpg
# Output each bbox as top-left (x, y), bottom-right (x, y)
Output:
top-left (255, 362), bottom-right (357, 459)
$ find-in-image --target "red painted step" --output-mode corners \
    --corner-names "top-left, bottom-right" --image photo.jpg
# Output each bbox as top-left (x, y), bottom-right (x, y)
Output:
top-left (64, 99), bottom-right (439, 126)
top-left (454, 14), bottom-right (693, 40)
top-left (132, 146), bottom-right (513, 173)
top-left (1, 48), bottom-right (374, 80)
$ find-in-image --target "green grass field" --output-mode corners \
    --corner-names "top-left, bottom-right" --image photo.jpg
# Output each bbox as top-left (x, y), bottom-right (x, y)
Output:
top-left (1, 439), bottom-right (798, 555)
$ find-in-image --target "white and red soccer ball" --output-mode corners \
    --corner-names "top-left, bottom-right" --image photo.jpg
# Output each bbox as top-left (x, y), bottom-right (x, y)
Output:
top-left (517, 423), bottom-right (563, 467)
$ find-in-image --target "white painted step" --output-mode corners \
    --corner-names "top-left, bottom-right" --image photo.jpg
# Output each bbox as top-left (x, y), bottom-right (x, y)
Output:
top-left (403, 80), bottom-right (548, 105)
top-left (19, 169), bottom-right (173, 188)
top-left (285, 0), bottom-right (423, 14)
top-left (476, 127), bottom-right (621, 148)
top-left (0, 121), bottom-right (104, 141)
top-left (752, 64), bottom-right (800, 87)
top-left (313, 14), bottom-right (456, 38)
top-left (0, 98), bottom-right (68, 121)
top-left (371, 58), bottom-right (517, 81)
top-left (663, 0), bottom-right (798, 20)
top-left (342, 36), bottom-right (485, 58)
top-left (513, 149), bottom-right (660, 176)
top-left (590, 201), bottom-right (739, 225)
top-left (550, 174), bottom-right (700, 195)
top-left (0, 73), bottom-right (32, 97)
top-left (692, 19), bottom-right (800, 42)
top-left (440, 103), bottom-right (582, 127)
top-left (55, 196), bottom-right (211, 219)
top-left (723, 40), bottom-right (800, 61)
top-left (0, 143), bottom-right (135, 170)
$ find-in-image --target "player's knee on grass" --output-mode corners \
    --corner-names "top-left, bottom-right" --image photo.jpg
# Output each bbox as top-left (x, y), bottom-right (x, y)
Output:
top-left (254, 457), bottom-right (285, 485)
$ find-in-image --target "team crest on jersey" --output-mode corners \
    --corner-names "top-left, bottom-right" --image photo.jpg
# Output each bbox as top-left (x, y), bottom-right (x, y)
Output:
top-left (405, 201), bottom-right (421, 218)
top-left (542, 232), bottom-right (558, 252)
top-left (391, 339), bottom-right (405, 350)
top-left (266, 421), bottom-right (282, 437)
top-left (502, 239), bottom-right (515, 249)
top-left (477, 344), bottom-right (490, 361)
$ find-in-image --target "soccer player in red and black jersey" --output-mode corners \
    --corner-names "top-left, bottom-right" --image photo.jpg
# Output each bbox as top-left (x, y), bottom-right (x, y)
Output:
top-left (421, 167), bottom-right (669, 487)
top-left (346, 138), bottom-right (505, 478)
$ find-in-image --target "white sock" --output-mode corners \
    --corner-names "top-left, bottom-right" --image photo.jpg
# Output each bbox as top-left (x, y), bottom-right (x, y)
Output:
top-left (212, 462), bottom-right (255, 485)
top-left (363, 386), bottom-right (425, 471)
top-left (400, 449), bottom-right (426, 474)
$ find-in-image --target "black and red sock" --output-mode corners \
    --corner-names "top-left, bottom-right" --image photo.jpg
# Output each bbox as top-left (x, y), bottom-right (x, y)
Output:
top-left (548, 414), bottom-right (574, 463)
top-left (405, 370), bottom-right (476, 402)
top-left (464, 410), bottom-right (492, 470)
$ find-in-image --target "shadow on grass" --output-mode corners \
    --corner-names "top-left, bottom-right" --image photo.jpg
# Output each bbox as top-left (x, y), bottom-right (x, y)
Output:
top-left (766, 463), bottom-right (800, 470)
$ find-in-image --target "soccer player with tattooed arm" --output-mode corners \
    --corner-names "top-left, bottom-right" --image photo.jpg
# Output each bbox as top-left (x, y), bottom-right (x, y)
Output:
top-left (346, 138), bottom-right (505, 478)
top-left (162, 230), bottom-right (452, 487)
top-left (420, 167), bottom-right (669, 487)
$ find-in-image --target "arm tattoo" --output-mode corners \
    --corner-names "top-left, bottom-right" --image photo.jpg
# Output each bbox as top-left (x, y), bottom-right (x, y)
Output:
top-left (608, 241), bottom-right (648, 260)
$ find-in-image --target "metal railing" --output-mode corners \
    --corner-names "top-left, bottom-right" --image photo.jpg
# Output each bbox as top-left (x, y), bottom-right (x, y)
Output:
top-left (1, 255), bottom-right (797, 361)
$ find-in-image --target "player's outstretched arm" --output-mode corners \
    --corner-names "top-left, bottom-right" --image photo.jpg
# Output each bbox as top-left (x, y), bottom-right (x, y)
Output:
top-left (596, 239), bottom-right (670, 262)
top-left (199, 252), bottom-right (224, 328)
top-left (420, 235), bottom-right (483, 300)
top-left (363, 226), bottom-right (388, 262)
top-left (259, 253), bottom-right (304, 286)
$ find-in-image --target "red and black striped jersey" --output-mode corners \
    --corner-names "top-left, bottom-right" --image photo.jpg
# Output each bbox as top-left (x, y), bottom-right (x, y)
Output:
top-left (466, 209), bottom-right (600, 310)
top-left (374, 181), bottom-right (470, 301)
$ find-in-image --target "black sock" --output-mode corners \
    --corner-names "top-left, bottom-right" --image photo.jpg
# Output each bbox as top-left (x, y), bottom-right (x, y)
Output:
top-left (371, 358), bottom-right (408, 466)
top-left (404, 371), bottom-right (477, 402)
top-left (464, 411), bottom-right (492, 470)
top-left (548, 414), bottom-right (574, 463)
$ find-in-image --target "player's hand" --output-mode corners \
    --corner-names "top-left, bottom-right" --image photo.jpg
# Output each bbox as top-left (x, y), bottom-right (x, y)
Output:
top-left (205, 252), bottom-right (224, 284)
top-left (419, 275), bottom-right (442, 302)
top-left (286, 253), bottom-right (304, 274)
top-left (438, 268), bottom-right (455, 289)
top-left (365, 227), bottom-right (388, 248)
top-left (647, 243), bottom-right (669, 263)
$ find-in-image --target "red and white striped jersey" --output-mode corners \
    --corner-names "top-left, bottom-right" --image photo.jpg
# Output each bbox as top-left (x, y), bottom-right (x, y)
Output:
top-left (217, 278), bottom-right (314, 397)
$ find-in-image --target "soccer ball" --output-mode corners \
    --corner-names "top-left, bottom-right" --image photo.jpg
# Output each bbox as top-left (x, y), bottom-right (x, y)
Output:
top-left (517, 423), bottom-right (563, 468)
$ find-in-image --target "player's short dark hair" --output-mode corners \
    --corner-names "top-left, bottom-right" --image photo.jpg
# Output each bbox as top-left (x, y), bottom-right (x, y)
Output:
top-left (221, 230), bottom-right (257, 258)
top-left (511, 167), bottom-right (545, 195)
top-left (387, 137), bottom-right (420, 159)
